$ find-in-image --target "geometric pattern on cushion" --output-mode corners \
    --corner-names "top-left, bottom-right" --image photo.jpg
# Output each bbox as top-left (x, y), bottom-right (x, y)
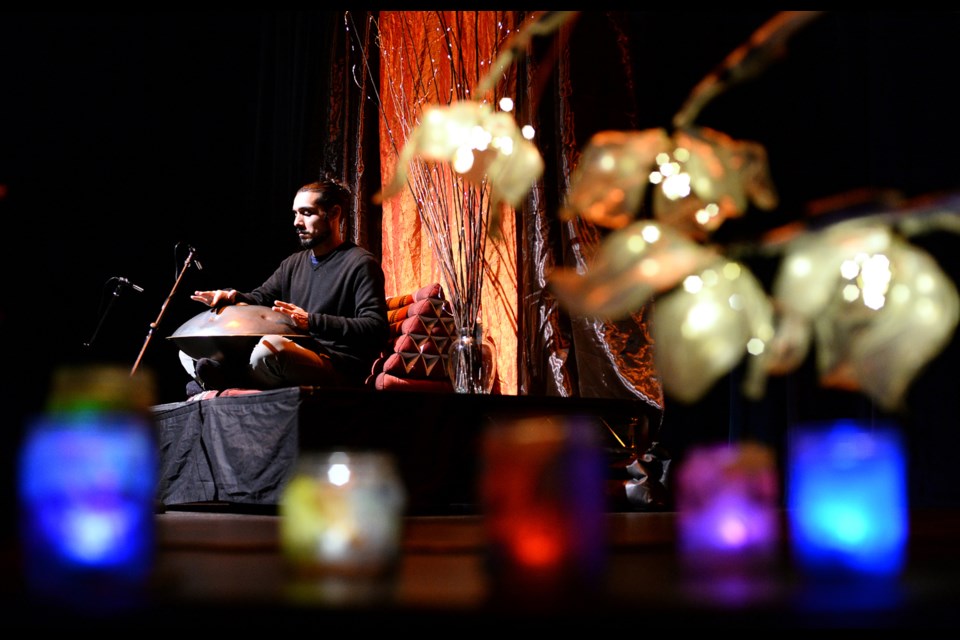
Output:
top-left (366, 283), bottom-right (455, 392)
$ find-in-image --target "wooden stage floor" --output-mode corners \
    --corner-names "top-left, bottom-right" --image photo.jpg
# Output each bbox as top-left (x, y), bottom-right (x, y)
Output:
top-left (4, 506), bottom-right (960, 629)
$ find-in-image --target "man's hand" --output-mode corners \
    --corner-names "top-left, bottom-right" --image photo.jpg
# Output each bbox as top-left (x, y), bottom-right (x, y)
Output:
top-left (191, 289), bottom-right (237, 307)
top-left (273, 300), bottom-right (309, 331)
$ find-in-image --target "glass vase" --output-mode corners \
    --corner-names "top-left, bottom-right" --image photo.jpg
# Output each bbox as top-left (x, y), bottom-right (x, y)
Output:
top-left (447, 321), bottom-right (497, 394)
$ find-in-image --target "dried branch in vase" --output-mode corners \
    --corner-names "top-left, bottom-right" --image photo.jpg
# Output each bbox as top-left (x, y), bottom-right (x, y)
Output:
top-left (369, 11), bottom-right (556, 326)
top-left (361, 11), bottom-right (563, 393)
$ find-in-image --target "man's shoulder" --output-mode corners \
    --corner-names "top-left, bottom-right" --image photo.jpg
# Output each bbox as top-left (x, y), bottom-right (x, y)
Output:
top-left (338, 241), bottom-right (378, 262)
top-left (278, 247), bottom-right (313, 259)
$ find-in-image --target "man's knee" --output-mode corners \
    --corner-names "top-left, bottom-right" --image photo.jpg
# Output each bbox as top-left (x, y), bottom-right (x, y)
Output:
top-left (250, 335), bottom-right (288, 372)
top-left (179, 351), bottom-right (198, 377)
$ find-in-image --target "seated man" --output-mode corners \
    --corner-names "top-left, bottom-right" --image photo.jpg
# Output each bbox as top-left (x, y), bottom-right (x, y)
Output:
top-left (180, 176), bottom-right (389, 392)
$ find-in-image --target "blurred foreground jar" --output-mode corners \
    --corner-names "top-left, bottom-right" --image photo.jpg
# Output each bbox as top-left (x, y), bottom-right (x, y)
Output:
top-left (17, 365), bottom-right (158, 612)
top-left (675, 441), bottom-right (780, 576)
top-left (480, 415), bottom-right (607, 606)
top-left (280, 451), bottom-right (407, 576)
top-left (787, 420), bottom-right (908, 580)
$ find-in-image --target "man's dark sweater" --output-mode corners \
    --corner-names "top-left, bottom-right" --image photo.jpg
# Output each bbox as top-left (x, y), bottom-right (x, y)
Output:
top-left (233, 241), bottom-right (389, 384)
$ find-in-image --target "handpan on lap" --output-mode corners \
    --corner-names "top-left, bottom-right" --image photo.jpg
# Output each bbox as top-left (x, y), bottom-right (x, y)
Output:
top-left (168, 304), bottom-right (310, 360)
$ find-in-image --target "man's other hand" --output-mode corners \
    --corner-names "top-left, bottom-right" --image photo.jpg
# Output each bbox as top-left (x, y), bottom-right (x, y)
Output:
top-left (273, 300), bottom-right (309, 330)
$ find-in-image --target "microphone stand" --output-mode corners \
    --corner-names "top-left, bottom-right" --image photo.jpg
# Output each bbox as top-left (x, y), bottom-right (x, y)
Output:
top-left (131, 246), bottom-right (200, 377)
top-left (83, 278), bottom-right (126, 350)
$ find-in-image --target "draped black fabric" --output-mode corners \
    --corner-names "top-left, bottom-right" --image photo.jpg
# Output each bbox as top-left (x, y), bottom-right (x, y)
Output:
top-left (154, 389), bottom-right (301, 505)
top-left (320, 11), bottom-right (382, 257)
top-left (516, 12), bottom-right (665, 413)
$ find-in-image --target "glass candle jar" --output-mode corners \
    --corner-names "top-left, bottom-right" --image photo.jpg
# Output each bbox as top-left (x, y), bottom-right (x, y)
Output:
top-left (280, 451), bottom-right (407, 577)
top-left (17, 365), bottom-right (158, 612)
top-left (787, 420), bottom-right (908, 580)
top-left (479, 415), bottom-right (607, 603)
top-left (675, 441), bottom-right (780, 575)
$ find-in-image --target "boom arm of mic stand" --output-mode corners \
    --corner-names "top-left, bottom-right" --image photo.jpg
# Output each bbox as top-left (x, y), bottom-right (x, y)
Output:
top-left (131, 248), bottom-right (199, 377)
top-left (84, 280), bottom-right (124, 349)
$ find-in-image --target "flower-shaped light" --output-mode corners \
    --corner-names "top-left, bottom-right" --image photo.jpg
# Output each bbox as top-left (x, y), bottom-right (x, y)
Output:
top-left (380, 100), bottom-right (544, 224)
top-left (550, 123), bottom-right (780, 401)
top-left (561, 125), bottom-right (778, 240)
top-left (560, 128), bottom-right (672, 229)
top-left (650, 260), bottom-right (775, 404)
top-left (769, 218), bottom-right (960, 411)
top-left (652, 127), bottom-right (778, 240)
top-left (548, 220), bottom-right (722, 319)
top-left (548, 220), bottom-right (776, 402)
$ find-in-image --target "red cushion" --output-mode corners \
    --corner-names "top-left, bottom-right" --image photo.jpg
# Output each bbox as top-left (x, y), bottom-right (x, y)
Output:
top-left (382, 350), bottom-right (448, 380)
top-left (393, 332), bottom-right (446, 356)
top-left (385, 282), bottom-right (443, 310)
top-left (374, 372), bottom-right (454, 392)
top-left (366, 283), bottom-right (456, 392)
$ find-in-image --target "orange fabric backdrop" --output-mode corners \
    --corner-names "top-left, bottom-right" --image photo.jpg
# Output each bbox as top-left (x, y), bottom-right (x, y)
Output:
top-left (377, 11), bottom-right (519, 394)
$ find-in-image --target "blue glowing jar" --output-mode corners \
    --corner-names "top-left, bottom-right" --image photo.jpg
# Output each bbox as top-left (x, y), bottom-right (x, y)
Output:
top-left (787, 420), bottom-right (908, 580)
top-left (18, 407), bottom-right (158, 603)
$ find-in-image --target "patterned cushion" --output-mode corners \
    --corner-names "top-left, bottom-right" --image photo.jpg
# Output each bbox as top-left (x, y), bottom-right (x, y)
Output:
top-left (371, 373), bottom-right (455, 393)
top-left (386, 282), bottom-right (443, 310)
top-left (367, 283), bottom-right (455, 392)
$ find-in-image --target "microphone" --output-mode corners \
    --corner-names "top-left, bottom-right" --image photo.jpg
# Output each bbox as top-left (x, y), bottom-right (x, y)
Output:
top-left (116, 277), bottom-right (145, 293)
top-left (188, 245), bottom-right (203, 270)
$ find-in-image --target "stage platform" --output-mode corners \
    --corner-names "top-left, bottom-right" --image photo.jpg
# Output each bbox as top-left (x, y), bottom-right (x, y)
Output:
top-left (152, 386), bottom-right (664, 514)
top-left (4, 507), bottom-right (960, 629)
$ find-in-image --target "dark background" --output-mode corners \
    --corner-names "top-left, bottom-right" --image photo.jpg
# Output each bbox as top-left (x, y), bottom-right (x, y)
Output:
top-left (1, 11), bottom-right (959, 523)
top-left (0, 11), bottom-right (338, 408)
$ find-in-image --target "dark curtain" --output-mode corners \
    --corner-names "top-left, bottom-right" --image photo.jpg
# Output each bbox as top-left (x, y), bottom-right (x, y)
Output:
top-left (517, 12), bottom-right (670, 507)
top-left (248, 11), bottom-right (381, 262)
top-left (517, 13), bottom-right (664, 423)
top-left (520, 13), bottom-right (663, 408)
top-left (319, 11), bottom-right (382, 257)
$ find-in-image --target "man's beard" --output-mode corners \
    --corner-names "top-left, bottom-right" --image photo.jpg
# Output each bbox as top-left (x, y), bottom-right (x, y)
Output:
top-left (299, 229), bottom-right (329, 249)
